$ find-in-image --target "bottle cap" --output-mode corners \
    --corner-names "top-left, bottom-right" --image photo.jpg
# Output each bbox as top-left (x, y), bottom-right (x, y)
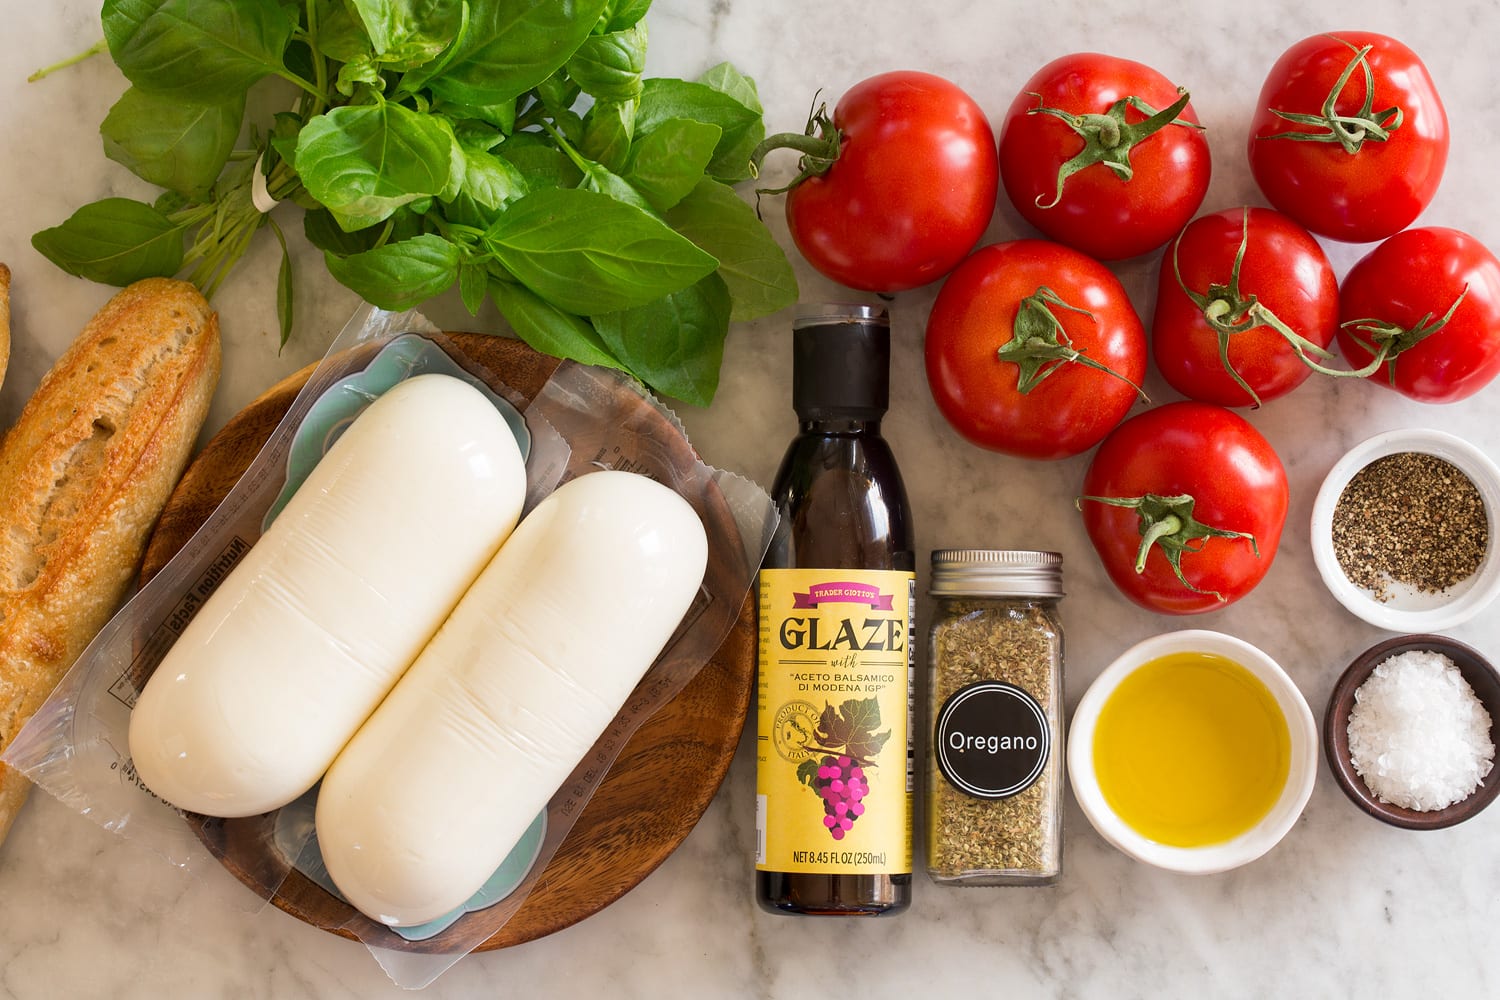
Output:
top-left (929, 549), bottom-right (1064, 598)
top-left (791, 304), bottom-right (890, 419)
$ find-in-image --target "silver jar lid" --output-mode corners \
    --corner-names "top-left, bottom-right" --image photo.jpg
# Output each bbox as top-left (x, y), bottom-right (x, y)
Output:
top-left (929, 549), bottom-right (1063, 597)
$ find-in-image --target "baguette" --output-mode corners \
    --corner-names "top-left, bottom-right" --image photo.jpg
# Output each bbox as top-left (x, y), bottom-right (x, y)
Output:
top-left (0, 278), bottom-right (220, 847)
top-left (0, 264), bottom-right (10, 392)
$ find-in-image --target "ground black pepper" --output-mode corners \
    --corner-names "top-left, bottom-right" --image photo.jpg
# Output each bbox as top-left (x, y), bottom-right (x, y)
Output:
top-left (1331, 451), bottom-right (1488, 602)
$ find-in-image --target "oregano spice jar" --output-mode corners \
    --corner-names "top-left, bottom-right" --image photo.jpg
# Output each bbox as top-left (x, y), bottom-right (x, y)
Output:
top-left (926, 550), bottom-right (1063, 885)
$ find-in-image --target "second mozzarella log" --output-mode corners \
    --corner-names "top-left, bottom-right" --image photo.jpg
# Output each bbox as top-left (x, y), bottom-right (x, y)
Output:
top-left (315, 470), bottom-right (709, 928)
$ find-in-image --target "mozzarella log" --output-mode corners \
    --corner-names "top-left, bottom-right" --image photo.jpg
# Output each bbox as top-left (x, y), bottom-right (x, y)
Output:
top-left (314, 470), bottom-right (708, 927)
top-left (128, 374), bottom-right (528, 817)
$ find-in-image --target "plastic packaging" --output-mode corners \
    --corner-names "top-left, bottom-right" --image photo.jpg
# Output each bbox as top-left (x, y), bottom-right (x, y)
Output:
top-left (2, 303), bottom-right (774, 988)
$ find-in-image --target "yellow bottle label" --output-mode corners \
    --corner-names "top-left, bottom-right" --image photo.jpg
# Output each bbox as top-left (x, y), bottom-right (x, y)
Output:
top-left (755, 568), bottom-right (915, 875)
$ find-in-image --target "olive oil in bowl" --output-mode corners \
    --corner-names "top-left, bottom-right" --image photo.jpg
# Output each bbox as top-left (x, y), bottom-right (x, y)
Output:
top-left (1091, 651), bottom-right (1291, 848)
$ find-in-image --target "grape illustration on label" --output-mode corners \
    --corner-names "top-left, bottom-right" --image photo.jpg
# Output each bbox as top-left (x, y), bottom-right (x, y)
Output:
top-left (791, 698), bottom-right (892, 841)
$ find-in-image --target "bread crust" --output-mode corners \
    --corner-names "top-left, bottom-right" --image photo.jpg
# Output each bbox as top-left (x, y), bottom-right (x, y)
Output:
top-left (0, 277), bottom-right (220, 846)
top-left (0, 264), bottom-right (11, 393)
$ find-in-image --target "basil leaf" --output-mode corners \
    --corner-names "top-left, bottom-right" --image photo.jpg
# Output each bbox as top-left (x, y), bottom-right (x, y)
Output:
top-left (593, 272), bottom-right (730, 405)
top-left (345, 0), bottom-right (458, 62)
top-left (698, 62), bottom-right (762, 115)
top-left (282, 37), bottom-right (317, 83)
top-left (580, 98), bottom-right (635, 173)
top-left (267, 111), bottom-right (304, 171)
top-left (636, 78), bottom-right (763, 183)
top-left (623, 117), bottom-right (720, 212)
top-left (437, 98), bottom-right (518, 133)
top-left (537, 71), bottom-right (583, 136)
top-left (311, 0), bottom-right (372, 62)
top-left (268, 217), bottom-right (295, 347)
top-left (496, 134), bottom-right (582, 190)
top-left (579, 159), bottom-right (653, 215)
top-left (665, 179), bottom-right (797, 322)
top-left (295, 101), bottom-right (463, 231)
top-left (452, 120), bottom-right (505, 152)
top-left (100, 87), bottom-right (244, 198)
top-left (602, 0), bottom-right (651, 32)
top-left (323, 233), bottom-right (460, 308)
top-left (455, 144), bottom-right (529, 212)
top-left (303, 208), bottom-right (382, 257)
top-left (32, 197), bottom-right (185, 285)
top-left (490, 279), bottom-right (627, 372)
top-left (441, 130), bottom-right (529, 227)
top-left (377, 206), bottom-right (429, 245)
top-left (566, 23), bottom-right (646, 103)
top-left (459, 259), bottom-right (488, 315)
top-left (407, 0), bottom-right (609, 108)
top-left (335, 55), bottom-right (384, 96)
top-left (485, 187), bottom-right (717, 315)
top-left (102, 0), bottom-right (295, 101)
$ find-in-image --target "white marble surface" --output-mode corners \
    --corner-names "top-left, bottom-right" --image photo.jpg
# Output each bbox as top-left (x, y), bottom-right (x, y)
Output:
top-left (3, 1), bottom-right (1500, 997)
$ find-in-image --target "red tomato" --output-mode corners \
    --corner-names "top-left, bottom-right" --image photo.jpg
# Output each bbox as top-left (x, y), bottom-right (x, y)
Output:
top-left (761, 71), bottom-right (997, 293)
top-left (924, 240), bottom-right (1146, 460)
top-left (1248, 32), bottom-right (1448, 244)
top-left (1152, 206), bottom-right (1339, 408)
top-left (1337, 227), bottom-right (1500, 403)
top-left (997, 53), bottom-right (1210, 261)
top-left (1079, 402), bottom-right (1288, 615)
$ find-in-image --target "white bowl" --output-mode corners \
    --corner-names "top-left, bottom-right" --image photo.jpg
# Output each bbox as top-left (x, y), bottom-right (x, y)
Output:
top-left (1067, 630), bottom-right (1317, 875)
top-left (1310, 429), bottom-right (1500, 632)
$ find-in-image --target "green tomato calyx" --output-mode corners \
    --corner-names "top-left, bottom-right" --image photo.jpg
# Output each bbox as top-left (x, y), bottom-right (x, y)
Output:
top-left (996, 284), bottom-right (1146, 398)
top-left (1342, 285), bottom-right (1470, 385)
top-left (1075, 491), bottom-right (1259, 601)
top-left (996, 286), bottom-right (1147, 400)
top-left (1171, 208), bottom-right (1343, 406)
top-left (1026, 88), bottom-right (1198, 209)
top-left (1259, 38), bottom-right (1403, 154)
top-left (749, 95), bottom-right (842, 197)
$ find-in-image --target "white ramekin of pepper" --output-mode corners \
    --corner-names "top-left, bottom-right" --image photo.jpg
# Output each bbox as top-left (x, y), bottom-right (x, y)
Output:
top-left (1311, 428), bottom-right (1500, 632)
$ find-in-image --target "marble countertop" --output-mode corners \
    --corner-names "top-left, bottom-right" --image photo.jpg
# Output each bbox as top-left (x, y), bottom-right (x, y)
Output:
top-left (4, 1), bottom-right (1500, 997)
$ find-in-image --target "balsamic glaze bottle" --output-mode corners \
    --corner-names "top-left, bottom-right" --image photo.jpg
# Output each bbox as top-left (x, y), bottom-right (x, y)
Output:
top-left (755, 304), bottom-right (915, 916)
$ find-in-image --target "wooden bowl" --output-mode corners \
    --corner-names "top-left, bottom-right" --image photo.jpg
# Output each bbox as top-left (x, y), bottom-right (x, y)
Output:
top-left (139, 333), bottom-right (756, 950)
top-left (1323, 633), bottom-right (1500, 830)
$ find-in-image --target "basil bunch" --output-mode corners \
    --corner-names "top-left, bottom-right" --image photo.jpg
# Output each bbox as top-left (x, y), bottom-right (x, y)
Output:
top-left (33, 0), bottom-right (798, 404)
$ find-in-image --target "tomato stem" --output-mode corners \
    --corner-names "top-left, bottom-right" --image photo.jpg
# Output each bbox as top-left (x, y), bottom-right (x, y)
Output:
top-left (1137, 514), bottom-right (1183, 573)
top-left (1075, 491), bottom-right (1259, 601)
top-left (996, 286), bottom-right (1148, 400)
top-left (1342, 285), bottom-right (1471, 385)
top-left (1026, 88), bottom-right (1199, 209)
top-left (749, 94), bottom-right (843, 196)
top-left (1257, 38), bottom-right (1403, 154)
top-left (1171, 208), bottom-right (1348, 405)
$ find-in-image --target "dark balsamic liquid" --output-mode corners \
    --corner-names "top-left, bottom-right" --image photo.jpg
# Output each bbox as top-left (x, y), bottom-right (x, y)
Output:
top-left (756, 416), bottom-right (915, 916)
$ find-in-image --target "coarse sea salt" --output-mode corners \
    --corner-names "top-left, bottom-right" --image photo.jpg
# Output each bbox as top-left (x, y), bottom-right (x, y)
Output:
top-left (1347, 650), bottom-right (1495, 812)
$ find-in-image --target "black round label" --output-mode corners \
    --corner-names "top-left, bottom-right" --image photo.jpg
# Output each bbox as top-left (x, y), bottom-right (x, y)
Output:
top-left (934, 682), bottom-right (1050, 799)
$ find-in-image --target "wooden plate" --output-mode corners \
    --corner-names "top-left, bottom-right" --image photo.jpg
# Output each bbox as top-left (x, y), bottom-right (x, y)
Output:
top-left (139, 334), bottom-right (756, 950)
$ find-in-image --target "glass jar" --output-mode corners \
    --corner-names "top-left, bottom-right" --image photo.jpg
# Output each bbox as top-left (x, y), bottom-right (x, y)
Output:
top-left (925, 550), bottom-right (1063, 886)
